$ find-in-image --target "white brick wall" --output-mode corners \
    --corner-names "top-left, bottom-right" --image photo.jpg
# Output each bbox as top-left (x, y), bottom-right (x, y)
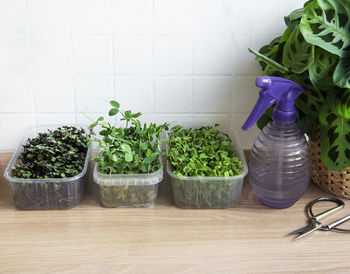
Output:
top-left (0, 0), bottom-right (305, 151)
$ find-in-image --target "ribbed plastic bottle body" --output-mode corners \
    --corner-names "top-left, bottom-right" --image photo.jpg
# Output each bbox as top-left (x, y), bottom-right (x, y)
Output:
top-left (248, 121), bottom-right (310, 209)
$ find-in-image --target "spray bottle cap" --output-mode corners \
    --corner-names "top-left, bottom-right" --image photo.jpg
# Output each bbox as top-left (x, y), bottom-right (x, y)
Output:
top-left (242, 76), bottom-right (305, 131)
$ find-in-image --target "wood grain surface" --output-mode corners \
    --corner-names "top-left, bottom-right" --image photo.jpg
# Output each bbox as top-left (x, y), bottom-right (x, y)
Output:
top-left (1, 152), bottom-right (350, 273)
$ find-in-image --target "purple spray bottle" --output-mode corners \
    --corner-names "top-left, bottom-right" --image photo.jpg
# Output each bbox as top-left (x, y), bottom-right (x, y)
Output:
top-left (242, 76), bottom-right (310, 209)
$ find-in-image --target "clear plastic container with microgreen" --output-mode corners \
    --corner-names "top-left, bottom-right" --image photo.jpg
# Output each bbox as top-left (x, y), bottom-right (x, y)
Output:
top-left (4, 125), bottom-right (91, 210)
top-left (166, 125), bottom-right (248, 208)
top-left (90, 100), bottom-right (168, 208)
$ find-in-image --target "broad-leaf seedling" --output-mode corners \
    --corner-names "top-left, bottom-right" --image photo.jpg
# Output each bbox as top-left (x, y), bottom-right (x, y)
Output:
top-left (89, 100), bottom-right (168, 207)
top-left (89, 100), bottom-right (168, 174)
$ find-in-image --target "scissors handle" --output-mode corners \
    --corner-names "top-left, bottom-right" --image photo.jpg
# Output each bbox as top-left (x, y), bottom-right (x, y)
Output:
top-left (327, 215), bottom-right (350, 232)
top-left (308, 197), bottom-right (344, 221)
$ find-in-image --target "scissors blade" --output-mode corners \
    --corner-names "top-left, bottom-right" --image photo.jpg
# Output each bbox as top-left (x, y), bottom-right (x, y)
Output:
top-left (293, 223), bottom-right (323, 240)
top-left (287, 224), bottom-right (315, 236)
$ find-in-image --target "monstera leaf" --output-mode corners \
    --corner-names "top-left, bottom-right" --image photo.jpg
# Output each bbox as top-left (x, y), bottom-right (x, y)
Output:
top-left (295, 87), bottom-right (324, 117)
top-left (309, 47), bottom-right (339, 92)
top-left (333, 56), bottom-right (350, 89)
top-left (287, 71), bottom-right (314, 90)
top-left (284, 8), bottom-right (305, 31)
top-left (256, 36), bottom-right (281, 72)
top-left (300, 0), bottom-right (350, 88)
top-left (296, 108), bottom-right (318, 141)
top-left (283, 26), bottom-right (315, 73)
top-left (291, 72), bottom-right (325, 140)
top-left (276, 28), bottom-right (292, 62)
top-left (250, 28), bottom-right (293, 76)
top-left (295, 90), bottom-right (324, 140)
top-left (319, 90), bottom-right (350, 171)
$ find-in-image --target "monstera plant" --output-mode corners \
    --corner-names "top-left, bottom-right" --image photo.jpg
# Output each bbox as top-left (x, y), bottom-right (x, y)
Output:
top-left (249, 0), bottom-right (350, 171)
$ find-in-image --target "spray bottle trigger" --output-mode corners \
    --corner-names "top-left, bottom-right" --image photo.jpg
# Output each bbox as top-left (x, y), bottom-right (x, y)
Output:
top-left (241, 76), bottom-right (305, 131)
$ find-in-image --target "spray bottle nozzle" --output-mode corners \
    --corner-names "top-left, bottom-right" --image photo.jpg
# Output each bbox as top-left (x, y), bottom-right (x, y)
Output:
top-left (242, 76), bottom-right (305, 131)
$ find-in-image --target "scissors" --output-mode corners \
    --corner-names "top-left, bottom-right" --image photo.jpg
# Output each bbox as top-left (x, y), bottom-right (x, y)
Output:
top-left (288, 197), bottom-right (350, 240)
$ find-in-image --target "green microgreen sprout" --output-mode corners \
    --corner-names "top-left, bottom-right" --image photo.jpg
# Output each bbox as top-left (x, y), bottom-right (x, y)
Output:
top-left (11, 126), bottom-right (89, 179)
top-left (167, 125), bottom-right (243, 177)
top-left (89, 100), bottom-right (169, 175)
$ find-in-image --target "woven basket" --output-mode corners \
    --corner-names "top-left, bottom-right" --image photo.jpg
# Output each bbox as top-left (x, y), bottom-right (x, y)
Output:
top-left (310, 132), bottom-right (350, 199)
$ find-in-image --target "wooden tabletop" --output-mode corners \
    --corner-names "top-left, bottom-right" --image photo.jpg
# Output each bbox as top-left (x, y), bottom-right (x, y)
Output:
top-left (1, 152), bottom-right (350, 273)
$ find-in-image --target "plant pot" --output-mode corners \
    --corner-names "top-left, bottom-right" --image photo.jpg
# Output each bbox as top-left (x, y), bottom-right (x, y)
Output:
top-left (4, 125), bottom-right (91, 210)
top-left (93, 162), bottom-right (163, 208)
top-left (310, 135), bottom-right (350, 199)
top-left (166, 126), bottom-right (248, 208)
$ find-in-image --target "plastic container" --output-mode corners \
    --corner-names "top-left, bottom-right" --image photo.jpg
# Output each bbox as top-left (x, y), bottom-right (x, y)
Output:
top-left (93, 160), bottom-right (163, 208)
top-left (4, 125), bottom-right (91, 210)
top-left (166, 126), bottom-right (248, 209)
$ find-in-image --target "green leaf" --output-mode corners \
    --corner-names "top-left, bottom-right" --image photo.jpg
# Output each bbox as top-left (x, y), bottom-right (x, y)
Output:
top-left (152, 165), bottom-right (161, 172)
top-left (263, 37), bottom-right (281, 53)
top-left (292, 70), bottom-right (324, 132)
top-left (258, 36), bottom-right (281, 66)
top-left (282, 26), bottom-right (315, 73)
top-left (146, 148), bottom-right (152, 157)
top-left (131, 118), bottom-right (141, 126)
top-left (139, 143), bottom-right (147, 151)
top-left (124, 153), bottom-right (133, 162)
top-left (140, 164), bottom-right (148, 172)
top-left (287, 72), bottom-right (313, 89)
top-left (144, 156), bottom-right (153, 164)
top-left (87, 139), bottom-right (92, 147)
top-left (248, 48), bottom-right (289, 74)
top-left (300, 0), bottom-right (350, 88)
top-left (295, 89), bottom-right (324, 117)
top-left (108, 108), bottom-right (118, 116)
top-left (100, 139), bottom-right (106, 147)
top-left (304, 0), bottom-right (314, 8)
top-left (124, 110), bottom-right (132, 118)
top-left (290, 8), bottom-right (305, 20)
top-left (121, 143), bottom-right (131, 153)
top-left (99, 129), bottom-right (109, 136)
top-left (110, 100), bottom-right (120, 108)
top-left (112, 154), bottom-right (118, 162)
top-left (294, 81), bottom-right (324, 141)
top-left (335, 89), bottom-right (350, 119)
top-left (257, 29), bottom-right (292, 76)
top-left (132, 112), bottom-right (142, 118)
top-left (284, 8), bottom-right (304, 31)
top-left (97, 116), bottom-right (104, 121)
top-left (333, 56), bottom-right (350, 89)
top-left (280, 28), bottom-right (292, 44)
top-left (88, 122), bottom-right (98, 130)
top-left (151, 152), bottom-right (159, 159)
top-left (319, 91), bottom-right (350, 171)
top-left (101, 121), bottom-right (110, 128)
top-left (296, 108), bottom-right (318, 141)
top-left (300, 0), bottom-right (350, 57)
top-left (309, 47), bottom-right (339, 91)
